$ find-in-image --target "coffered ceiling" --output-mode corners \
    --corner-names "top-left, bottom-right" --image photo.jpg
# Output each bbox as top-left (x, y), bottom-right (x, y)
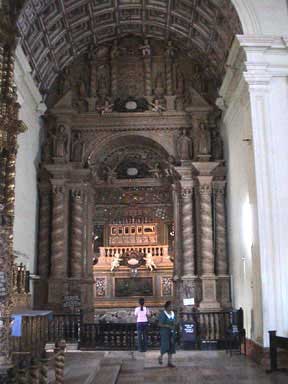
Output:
top-left (17, 0), bottom-right (242, 92)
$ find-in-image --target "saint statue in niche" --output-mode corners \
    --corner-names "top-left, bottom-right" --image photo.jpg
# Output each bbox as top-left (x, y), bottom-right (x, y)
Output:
top-left (71, 133), bottom-right (84, 162)
top-left (177, 129), bottom-right (193, 160)
top-left (42, 132), bottom-right (52, 162)
top-left (176, 67), bottom-right (185, 95)
top-left (139, 39), bottom-right (151, 57)
top-left (211, 129), bottom-right (224, 160)
top-left (165, 41), bottom-right (176, 59)
top-left (198, 122), bottom-right (211, 155)
top-left (53, 125), bottom-right (68, 158)
top-left (110, 40), bottom-right (120, 59)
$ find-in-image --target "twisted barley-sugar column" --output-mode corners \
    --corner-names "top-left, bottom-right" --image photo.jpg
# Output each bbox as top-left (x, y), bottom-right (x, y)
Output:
top-left (0, 228), bottom-right (13, 369)
top-left (199, 183), bottom-right (214, 275)
top-left (110, 60), bottom-right (117, 97)
top-left (30, 359), bottom-right (40, 384)
top-left (144, 56), bottom-right (152, 96)
top-left (4, 132), bottom-right (17, 218)
top-left (0, 151), bottom-right (7, 205)
top-left (70, 190), bottom-right (84, 278)
top-left (166, 57), bottom-right (173, 96)
top-left (214, 183), bottom-right (228, 275)
top-left (90, 63), bottom-right (97, 97)
top-left (39, 354), bottom-right (48, 384)
top-left (181, 187), bottom-right (195, 276)
top-left (172, 184), bottom-right (182, 279)
top-left (54, 340), bottom-right (65, 384)
top-left (38, 187), bottom-right (51, 278)
top-left (51, 187), bottom-right (66, 278)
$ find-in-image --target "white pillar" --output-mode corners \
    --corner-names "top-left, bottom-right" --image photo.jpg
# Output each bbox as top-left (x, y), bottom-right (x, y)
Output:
top-left (220, 35), bottom-right (288, 347)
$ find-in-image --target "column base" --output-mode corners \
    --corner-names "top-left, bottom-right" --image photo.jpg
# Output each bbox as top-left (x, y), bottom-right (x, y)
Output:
top-left (217, 274), bottom-right (232, 309)
top-left (199, 275), bottom-right (221, 310)
top-left (48, 277), bottom-right (94, 312)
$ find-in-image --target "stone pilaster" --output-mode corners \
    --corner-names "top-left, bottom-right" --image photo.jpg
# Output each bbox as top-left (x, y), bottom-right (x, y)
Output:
top-left (70, 189), bottom-right (84, 278)
top-left (198, 176), bottom-right (220, 310)
top-left (214, 181), bottom-right (231, 308)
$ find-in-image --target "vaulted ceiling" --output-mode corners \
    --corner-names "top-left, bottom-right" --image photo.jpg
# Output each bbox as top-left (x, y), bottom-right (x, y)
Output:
top-left (17, 0), bottom-right (242, 93)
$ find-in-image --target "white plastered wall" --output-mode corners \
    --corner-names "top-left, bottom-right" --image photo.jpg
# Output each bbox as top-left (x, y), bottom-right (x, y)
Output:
top-left (13, 45), bottom-right (46, 273)
top-left (221, 79), bottom-right (263, 344)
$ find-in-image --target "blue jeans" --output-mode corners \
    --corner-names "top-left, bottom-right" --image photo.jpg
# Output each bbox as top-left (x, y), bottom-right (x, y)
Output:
top-left (137, 322), bottom-right (148, 352)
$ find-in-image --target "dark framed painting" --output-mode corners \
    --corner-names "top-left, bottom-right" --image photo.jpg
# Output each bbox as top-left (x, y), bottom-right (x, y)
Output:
top-left (115, 277), bottom-right (153, 297)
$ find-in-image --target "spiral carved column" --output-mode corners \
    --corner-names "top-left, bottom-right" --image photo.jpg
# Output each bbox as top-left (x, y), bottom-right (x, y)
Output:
top-left (50, 186), bottom-right (66, 278)
top-left (70, 190), bottom-right (84, 278)
top-left (38, 186), bottom-right (51, 278)
top-left (0, 3), bottom-right (26, 379)
top-left (181, 185), bottom-right (195, 277)
top-left (214, 182), bottom-right (228, 275)
top-left (199, 183), bottom-right (214, 275)
top-left (198, 176), bottom-right (220, 310)
top-left (144, 57), bottom-right (152, 96)
top-left (214, 181), bottom-right (231, 307)
top-left (172, 184), bottom-right (182, 305)
top-left (166, 58), bottom-right (173, 96)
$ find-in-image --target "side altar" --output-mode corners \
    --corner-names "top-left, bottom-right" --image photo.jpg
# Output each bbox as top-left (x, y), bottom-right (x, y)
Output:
top-left (93, 220), bottom-right (174, 309)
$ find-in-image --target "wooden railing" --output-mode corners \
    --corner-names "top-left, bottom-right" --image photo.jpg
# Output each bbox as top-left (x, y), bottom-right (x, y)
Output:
top-left (11, 315), bottom-right (49, 359)
top-left (9, 340), bottom-right (66, 384)
top-left (46, 309), bottom-right (244, 350)
top-left (267, 330), bottom-right (288, 373)
top-left (48, 314), bottom-right (80, 343)
top-left (99, 245), bottom-right (169, 258)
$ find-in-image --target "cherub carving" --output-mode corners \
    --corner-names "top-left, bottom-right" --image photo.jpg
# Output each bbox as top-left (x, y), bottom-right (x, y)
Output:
top-left (144, 252), bottom-right (157, 271)
top-left (111, 252), bottom-right (122, 272)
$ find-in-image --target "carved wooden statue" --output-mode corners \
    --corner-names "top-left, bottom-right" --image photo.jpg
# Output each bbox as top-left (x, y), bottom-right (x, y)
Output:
top-left (144, 252), bottom-right (157, 271)
top-left (177, 129), bottom-right (193, 160)
top-left (53, 125), bottom-right (68, 158)
top-left (71, 133), bottom-right (84, 162)
top-left (198, 122), bottom-right (211, 155)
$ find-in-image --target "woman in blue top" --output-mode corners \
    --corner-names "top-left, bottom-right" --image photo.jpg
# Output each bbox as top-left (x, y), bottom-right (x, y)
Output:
top-left (158, 301), bottom-right (176, 367)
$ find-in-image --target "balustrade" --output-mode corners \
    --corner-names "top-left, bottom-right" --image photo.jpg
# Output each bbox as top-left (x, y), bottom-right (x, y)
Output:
top-left (99, 245), bottom-right (169, 258)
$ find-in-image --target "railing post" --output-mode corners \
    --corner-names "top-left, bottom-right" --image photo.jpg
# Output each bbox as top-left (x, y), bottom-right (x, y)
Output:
top-left (30, 358), bottom-right (40, 384)
top-left (17, 360), bottom-right (28, 384)
top-left (54, 340), bottom-right (66, 384)
top-left (268, 330), bottom-right (277, 372)
top-left (7, 366), bottom-right (17, 384)
top-left (39, 351), bottom-right (48, 384)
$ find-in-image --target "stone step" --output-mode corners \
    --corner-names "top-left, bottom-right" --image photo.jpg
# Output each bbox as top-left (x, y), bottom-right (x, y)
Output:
top-left (91, 364), bottom-right (121, 384)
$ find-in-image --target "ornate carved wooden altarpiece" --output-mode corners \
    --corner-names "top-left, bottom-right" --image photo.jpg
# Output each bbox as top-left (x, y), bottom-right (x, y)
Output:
top-left (35, 36), bottom-right (231, 313)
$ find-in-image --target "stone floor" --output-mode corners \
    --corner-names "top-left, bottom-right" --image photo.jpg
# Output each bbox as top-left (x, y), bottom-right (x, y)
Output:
top-left (115, 351), bottom-right (288, 384)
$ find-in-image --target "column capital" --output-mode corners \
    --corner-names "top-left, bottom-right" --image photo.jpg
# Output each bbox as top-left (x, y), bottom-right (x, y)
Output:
top-left (213, 180), bottom-right (226, 195)
top-left (192, 162), bottom-right (219, 175)
top-left (52, 184), bottom-right (64, 195)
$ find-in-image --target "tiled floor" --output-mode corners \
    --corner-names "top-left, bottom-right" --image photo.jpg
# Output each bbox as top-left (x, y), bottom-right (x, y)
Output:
top-left (115, 351), bottom-right (288, 384)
